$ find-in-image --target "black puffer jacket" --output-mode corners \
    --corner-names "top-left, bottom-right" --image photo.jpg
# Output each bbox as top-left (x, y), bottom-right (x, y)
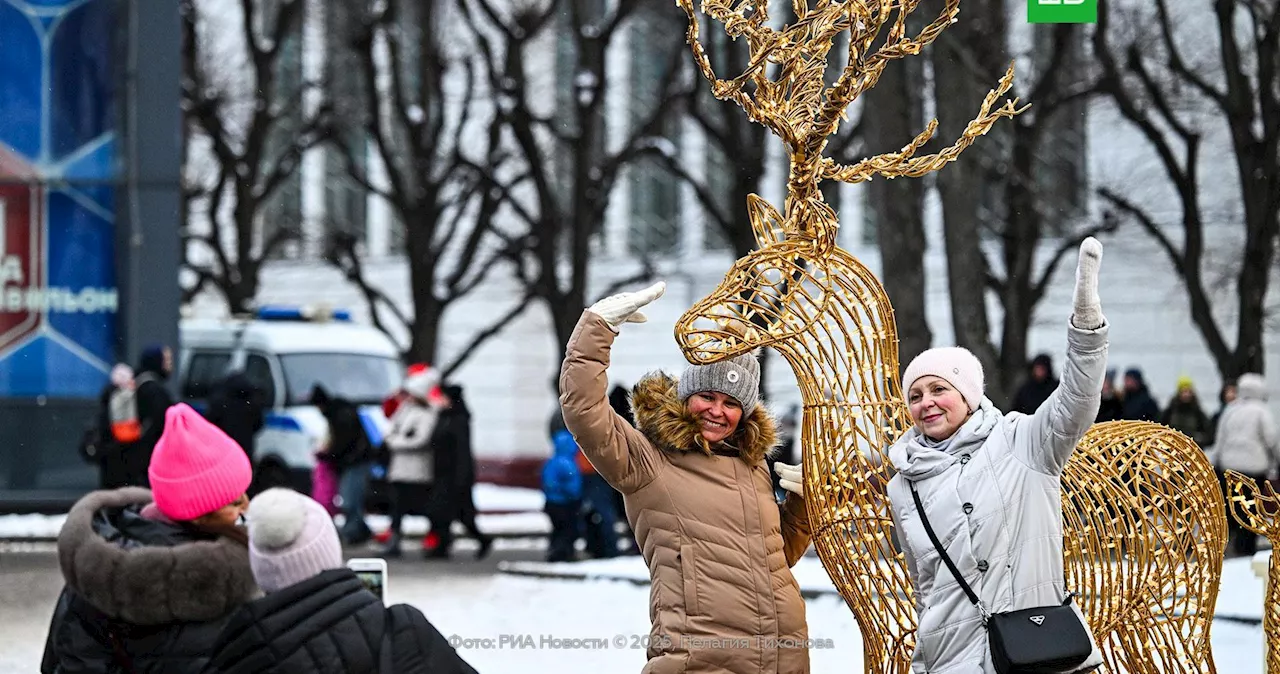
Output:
top-left (207, 568), bottom-right (478, 674)
top-left (41, 488), bottom-right (258, 674)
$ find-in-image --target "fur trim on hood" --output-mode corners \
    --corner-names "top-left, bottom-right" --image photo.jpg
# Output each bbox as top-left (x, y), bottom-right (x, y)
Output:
top-left (57, 488), bottom-right (258, 626)
top-left (631, 371), bottom-right (778, 464)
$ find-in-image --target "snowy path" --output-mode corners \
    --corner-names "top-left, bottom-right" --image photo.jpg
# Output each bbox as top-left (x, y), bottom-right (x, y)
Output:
top-left (0, 548), bottom-right (1266, 672)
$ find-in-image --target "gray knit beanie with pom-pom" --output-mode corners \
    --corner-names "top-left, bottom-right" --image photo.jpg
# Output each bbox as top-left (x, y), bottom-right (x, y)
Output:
top-left (677, 351), bottom-right (762, 414)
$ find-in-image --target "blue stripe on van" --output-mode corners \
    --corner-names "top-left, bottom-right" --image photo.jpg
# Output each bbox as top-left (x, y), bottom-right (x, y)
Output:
top-left (265, 414), bottom-right (303, 432)
top-left (358, 409), bottom-right (383, 447)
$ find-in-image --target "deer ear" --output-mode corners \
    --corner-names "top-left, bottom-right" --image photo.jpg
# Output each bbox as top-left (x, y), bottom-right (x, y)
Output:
top-left (747, 194), bottom-right (785, 249)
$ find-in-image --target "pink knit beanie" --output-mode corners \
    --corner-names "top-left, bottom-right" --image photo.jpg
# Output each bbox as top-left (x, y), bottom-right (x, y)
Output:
top-left (149, 403), bottom-right (253, 521)
top-left (901, 346), bottom-right (985, 412)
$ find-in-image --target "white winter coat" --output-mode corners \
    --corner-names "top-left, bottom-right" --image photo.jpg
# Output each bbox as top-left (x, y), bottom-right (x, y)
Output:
top-left (383, 399), bottom-right (440, 484)
top-left (887, 322), bottom-right (1108, 674)
top-left (1210, 373), bottom-right (1280, 476)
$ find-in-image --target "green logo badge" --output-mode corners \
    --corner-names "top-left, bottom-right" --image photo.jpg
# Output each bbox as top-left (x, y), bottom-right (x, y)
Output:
top-left (1027, 0), bottom-right (1098, 23)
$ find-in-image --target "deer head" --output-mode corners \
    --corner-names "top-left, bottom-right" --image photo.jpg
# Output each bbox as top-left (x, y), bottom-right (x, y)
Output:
top-left (677, 196), bottom-right (835, 364)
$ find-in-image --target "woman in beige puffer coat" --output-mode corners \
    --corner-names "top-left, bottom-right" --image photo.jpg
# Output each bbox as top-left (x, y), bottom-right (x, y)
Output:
top-left (559, 282), bottom-right (813, 674)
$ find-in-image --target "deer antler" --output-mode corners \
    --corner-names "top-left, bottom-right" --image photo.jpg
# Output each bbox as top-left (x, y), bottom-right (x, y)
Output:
top-left (676, 0), bottom-right (1028, 204)
top-left (822, 63), bottom-right (1028, 183)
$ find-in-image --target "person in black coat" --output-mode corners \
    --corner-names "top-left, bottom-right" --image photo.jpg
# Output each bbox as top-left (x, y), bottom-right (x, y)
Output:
top-left (207, 489), bottom-right (478, 674)
top-left (1010, 353), bottom-right (1059, 415)
top-left (204, 371), bottom-right (267, 462)
top-left (428, 385), bottom-right (493, 560)
top-left (1095, 368), bottom-right (1124, 423)
top-left (1121, 367), bottom-right (1161, 422)
top-left (312, 385), bottom-right (377, 544)
top-left (82, 364), bottom-right (141, 489)
top-left (42, 406), bottom-right (258, 674)
top-left (128, 345), bottom-right (176, 487)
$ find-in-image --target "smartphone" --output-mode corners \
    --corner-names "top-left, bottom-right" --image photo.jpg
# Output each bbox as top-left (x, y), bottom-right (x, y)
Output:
top-left (347, 558), bottom-right (388, 604)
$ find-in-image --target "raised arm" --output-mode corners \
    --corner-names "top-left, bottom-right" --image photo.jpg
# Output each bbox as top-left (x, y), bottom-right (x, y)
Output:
top-left (1015, 239), bottom-right (1109, 476)
top-left (773, 462), bottom-right (812, 566)
top-left (558, 283), bottom-right (667, 494)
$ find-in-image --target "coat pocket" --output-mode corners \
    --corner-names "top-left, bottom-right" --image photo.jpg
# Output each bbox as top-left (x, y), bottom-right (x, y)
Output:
top-left (679, 544), bottom-right (699, 616)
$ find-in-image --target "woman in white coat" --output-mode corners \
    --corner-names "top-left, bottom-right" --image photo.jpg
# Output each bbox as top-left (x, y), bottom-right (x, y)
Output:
top-left (887, 238), bottom-right (1108, 674)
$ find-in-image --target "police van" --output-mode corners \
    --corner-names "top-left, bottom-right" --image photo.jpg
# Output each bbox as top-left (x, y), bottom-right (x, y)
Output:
top-left (178, 305), bottom-right (401, 494)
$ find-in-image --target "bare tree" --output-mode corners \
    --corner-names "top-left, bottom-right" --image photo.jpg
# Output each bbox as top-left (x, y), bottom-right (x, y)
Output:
top-left (458, 0), bottom-right (686, 355)
top-left (856, 52), bottom-right (932, 365)
top-left (325, 0), bottom-right (527, 375)
top-left (180, 0), bottom-right (332, 312)
top-left (931, 16), bottom-right (1107, 406)
top-left (1094, 0), bottom-right (1280, 379)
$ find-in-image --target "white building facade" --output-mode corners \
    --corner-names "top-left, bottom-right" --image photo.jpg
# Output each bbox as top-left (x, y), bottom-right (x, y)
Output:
top-left (187, 1), bottom-right (1280, 465)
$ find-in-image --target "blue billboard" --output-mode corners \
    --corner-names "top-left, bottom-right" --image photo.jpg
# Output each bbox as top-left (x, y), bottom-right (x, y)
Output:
top-left (0, 0), bottom-right (118, 398)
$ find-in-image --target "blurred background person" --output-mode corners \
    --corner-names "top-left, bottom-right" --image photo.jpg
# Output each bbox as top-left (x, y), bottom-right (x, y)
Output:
top-left (426, 384), bottom-right (492, 560)
top-left (1211, 372), bottom-right (1280, 558)
top-left (1161, 375), bottom-right (1211, 447)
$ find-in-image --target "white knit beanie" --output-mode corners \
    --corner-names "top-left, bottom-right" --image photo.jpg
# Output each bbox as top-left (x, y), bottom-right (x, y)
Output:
top-left (247, 488), bottom-right (345, 593)
top-left (901, 347), bottom-right (985, 412)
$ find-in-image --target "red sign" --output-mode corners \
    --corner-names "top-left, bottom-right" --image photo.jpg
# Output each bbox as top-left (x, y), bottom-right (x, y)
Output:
top-left (0, 145), bottom-right (43, 356)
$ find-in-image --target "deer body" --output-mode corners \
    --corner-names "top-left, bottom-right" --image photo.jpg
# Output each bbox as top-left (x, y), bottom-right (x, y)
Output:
top-left (672, 1), bottom-right (1227, 671)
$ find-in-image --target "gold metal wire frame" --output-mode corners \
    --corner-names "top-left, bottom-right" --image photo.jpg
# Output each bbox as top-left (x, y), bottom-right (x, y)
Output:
top-left (1225, 471), bottom-right (1280, 674)
top-left (670, 1), bottom-right (1227, 671)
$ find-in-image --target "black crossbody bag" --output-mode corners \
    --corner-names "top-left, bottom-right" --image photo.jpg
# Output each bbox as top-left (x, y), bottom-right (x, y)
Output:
top-left (910, 485), bottom-right (1095, 674)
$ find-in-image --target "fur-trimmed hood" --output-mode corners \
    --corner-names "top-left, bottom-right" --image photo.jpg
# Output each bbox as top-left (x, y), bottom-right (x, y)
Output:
top-left (630, 371), bottom-right (778, 464)
top-left (56, 487), bottom-right (258, 626)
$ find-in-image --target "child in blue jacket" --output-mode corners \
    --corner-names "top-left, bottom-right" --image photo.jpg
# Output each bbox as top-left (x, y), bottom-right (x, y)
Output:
top-left (542, 430), bottom-right (584, 562)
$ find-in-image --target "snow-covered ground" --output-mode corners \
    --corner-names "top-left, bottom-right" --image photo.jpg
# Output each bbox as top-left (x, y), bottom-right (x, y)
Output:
top-left (387, 572), bottom-right (1266, 672)
top-left (0, 545), bottom-right (1267, 671)
top-left (0, 484), bottom-right (547, 539)
top-left (1, 481), bottom-right (1271, 671)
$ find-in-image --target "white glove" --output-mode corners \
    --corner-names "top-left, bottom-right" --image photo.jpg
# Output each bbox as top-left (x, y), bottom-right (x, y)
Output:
top-left (588, 281), bottom-right (666, 331)
top-left (775, 462), bottom-right (803, 498)
top-left (1071, 237), bottom-right (1105, 330)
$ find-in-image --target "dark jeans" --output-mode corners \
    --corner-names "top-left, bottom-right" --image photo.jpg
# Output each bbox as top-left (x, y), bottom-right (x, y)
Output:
top-left (545, 501), bottom-right (582, 562)
top-left (433, 491), bottom-right (487, 549)
top-left (582, 474), bottom-right (620, 558)
top-left (338, 462), bottom-right (373, 543)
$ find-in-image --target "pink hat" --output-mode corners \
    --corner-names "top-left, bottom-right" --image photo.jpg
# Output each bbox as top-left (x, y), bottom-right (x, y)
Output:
top-left (149, 403), bottom-right (253, 521)
top-left (901, 346), bottom-right (985, 413)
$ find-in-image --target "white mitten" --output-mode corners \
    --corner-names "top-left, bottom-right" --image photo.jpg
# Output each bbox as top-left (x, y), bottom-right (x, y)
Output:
top-left (774, 462), bottom-right (803, 498)
top-left (1071, 237), bottom-right (1105, 330)
top-left (588, 281), bottom-right (666, 331)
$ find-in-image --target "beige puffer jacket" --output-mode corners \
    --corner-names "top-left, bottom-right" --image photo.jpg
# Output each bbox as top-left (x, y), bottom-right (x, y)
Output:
top-left (559, 312), bottom-right (812, 674)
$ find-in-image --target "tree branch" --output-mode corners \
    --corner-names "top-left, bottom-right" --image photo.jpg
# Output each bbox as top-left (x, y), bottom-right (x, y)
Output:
top-left (1152, 0), bottom-right (1230, 111)
top-left (323, 231), bottom-right (410, 349)
top-left (1098, 188), bottom-right (1184, 275)
top-left (440, 290), bottom-right (535, 379)
top-left (590, 259), bottom-right (659, 304)
top-left (1030, 212), bottom-right (1121, 304)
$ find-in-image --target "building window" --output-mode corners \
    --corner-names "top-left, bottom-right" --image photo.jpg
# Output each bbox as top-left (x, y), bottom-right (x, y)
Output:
top-left (626, 6), bottom-right (682, 256)
top-left (259, 4), bottom-right (304, 259)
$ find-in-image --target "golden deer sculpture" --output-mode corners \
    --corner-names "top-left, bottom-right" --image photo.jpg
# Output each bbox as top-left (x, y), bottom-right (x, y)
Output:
top-left (670, 1), bottom-right (1227, 672)
top-left (1225, 472), bottom-right (1280, 674)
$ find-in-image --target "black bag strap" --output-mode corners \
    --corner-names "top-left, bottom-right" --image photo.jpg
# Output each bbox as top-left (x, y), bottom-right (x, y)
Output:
top-left (909, 483), bottom-right (989, 623)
